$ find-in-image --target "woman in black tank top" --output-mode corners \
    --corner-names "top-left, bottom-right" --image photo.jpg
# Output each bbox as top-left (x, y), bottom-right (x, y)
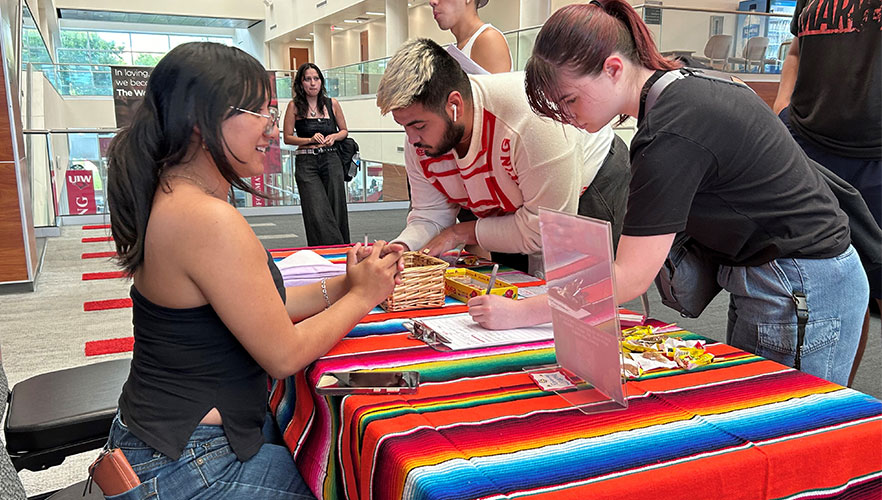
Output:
top-left (103, 42), bottom-right (403, 498)
top-left (283, 63), bottom-right (351, 246)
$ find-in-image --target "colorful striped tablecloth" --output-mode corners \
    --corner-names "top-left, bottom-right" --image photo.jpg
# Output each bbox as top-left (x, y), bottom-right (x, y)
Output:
top-left (268, 246), bottom-right (882, 500)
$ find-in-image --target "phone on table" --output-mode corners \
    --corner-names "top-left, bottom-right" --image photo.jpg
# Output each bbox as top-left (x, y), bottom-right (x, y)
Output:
top-left (315, 370), bottom-right (420, 395)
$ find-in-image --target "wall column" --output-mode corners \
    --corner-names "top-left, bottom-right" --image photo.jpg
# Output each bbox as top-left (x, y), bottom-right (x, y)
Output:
top-left (0, 1), bottom-right (38, 290)
top-left (313, 23), bottom-right (332, 69)
top-left (519, 0), bottom-right (550, 28)
top-left (385, 0), bottom-right (408, 56)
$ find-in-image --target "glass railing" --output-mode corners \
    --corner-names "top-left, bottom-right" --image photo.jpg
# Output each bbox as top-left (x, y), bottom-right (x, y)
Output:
top-left (318, 5), bottom-right (792, 98)
top-left (23, 129), bottom-right (409, 222)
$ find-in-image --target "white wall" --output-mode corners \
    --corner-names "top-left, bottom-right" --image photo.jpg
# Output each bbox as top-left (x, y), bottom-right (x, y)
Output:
top-left (408, 4), bottom-right (454, 44)
top-left (54, 0), bottom-right (264, 20)
top-left (234, 21), bottom-right (268, 66)
top-left (331, 29), bottom-right (361, 67)
top-left (365, 21), bottom-right (386, 60)
top-left (64, 98), bottom-right (115, 129)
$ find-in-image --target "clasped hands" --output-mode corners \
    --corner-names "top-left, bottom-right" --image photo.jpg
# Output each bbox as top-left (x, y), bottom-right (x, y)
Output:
top-left (345, 241), bottom-right (406, 305)
top-left (310, 133), bottom-right (337, 147)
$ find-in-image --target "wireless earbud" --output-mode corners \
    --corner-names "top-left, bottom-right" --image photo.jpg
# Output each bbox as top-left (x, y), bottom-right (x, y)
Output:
top-left (452, 104), bottom-right (457, 121)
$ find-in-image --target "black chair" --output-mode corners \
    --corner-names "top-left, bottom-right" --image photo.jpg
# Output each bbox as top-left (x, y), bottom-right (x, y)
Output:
top-left (5, 358), bottom-right (130, 473)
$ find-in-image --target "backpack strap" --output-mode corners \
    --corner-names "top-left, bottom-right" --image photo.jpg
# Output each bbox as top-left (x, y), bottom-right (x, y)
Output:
top-left (644, 70), bottom-right (685, 114)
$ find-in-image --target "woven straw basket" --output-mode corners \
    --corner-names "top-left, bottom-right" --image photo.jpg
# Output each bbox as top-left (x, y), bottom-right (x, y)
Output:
top-left (381, 252), bottom-right (449, 311)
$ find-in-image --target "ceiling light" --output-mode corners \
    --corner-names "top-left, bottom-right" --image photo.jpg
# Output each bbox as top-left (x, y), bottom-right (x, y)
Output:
top-left (308, 32), bottom-right (314, 35)
top-left (295, 37), bottom-right (312, 41)
top-left (343, 19), bottom-right (358, 23)
top-left (365, 11), bottom-right (383, 15)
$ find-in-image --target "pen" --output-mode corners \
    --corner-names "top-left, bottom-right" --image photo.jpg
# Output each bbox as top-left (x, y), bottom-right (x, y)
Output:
top-left (485, 264), bottom-right (499, 295)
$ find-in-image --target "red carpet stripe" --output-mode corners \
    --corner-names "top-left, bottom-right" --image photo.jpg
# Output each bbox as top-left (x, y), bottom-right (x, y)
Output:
top-left (85, 337), bottom-right (134, 356)
top-left (84, 298), bottom-right (132, 311)
top-left (82, 271), bottom-right (128, 281)
top-left (83, 224), bottom-right (111, 230)
top-left (82, 251), bottom-right (116, 259)
top-left (82, 236), bottom-right (113, 243)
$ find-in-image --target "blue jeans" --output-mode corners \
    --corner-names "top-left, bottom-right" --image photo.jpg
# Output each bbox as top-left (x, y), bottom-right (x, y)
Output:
top-left (720, 245), bottom-right (868, 386)
top-left (104, 413), bottom-right (314, 499)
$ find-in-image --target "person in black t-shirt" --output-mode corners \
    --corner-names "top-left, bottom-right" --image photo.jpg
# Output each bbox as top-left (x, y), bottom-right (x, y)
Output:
top-left (471, 1), bottom-right (868, 386)
top-left (773, 0), bottom-right (881, 386)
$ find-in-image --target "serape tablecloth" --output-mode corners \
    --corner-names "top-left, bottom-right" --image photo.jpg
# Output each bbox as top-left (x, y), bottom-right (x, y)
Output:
top-left (269, 246), bottom-right (882, 500)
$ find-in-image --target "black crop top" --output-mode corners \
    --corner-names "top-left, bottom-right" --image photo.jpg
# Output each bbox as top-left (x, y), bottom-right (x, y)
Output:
top-left (294, 116), bottom-right (337, 140)
top-left (118, 251), bottom-right (286, 461)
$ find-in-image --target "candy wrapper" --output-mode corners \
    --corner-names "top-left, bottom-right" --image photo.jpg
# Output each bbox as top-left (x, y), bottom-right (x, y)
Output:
top-left (673, 347), bottom-right (715, 370)
top-left (620, 325), bottom-right (713, 377)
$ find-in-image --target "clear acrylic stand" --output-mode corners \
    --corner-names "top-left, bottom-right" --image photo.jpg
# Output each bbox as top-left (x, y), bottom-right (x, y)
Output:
top-left (527, 209), bottom-right (629, 415)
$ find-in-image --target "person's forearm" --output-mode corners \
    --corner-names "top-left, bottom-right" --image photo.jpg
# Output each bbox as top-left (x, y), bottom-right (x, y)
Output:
top-left (773, 42), bottom-right (799, 114)
top-left (334, 129), bottom-right (348, 140)
top-left (285, 274), bottom-right (349, 320)
top-left (284, 134), bottom-right (316, 147)
top-left (613, 261), bottom-right (653, 304)
top-left (521, 296), bottom-right (552, 326)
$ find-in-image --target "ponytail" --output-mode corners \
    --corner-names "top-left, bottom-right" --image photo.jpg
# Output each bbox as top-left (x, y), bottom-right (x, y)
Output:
top-left (525, 0), bottom-right (680, 123)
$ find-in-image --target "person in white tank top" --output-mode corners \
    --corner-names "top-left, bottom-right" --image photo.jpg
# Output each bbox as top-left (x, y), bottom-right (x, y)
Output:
top-left (430, 0), bottom-right (513, 73)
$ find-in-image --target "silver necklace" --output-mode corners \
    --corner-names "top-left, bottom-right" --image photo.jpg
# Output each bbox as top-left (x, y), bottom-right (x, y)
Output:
top-left (161, 173), bottom-right (216, 195)
top-left (308, 106), bottom-right (318, 118)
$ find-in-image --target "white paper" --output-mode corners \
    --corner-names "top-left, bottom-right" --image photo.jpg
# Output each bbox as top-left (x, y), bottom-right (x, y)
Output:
top-left (276, 250), bottom-right (346, 287)
top-left (445, 44), bottom-right (490, 75)
top-left (416, 313), bottom-right (553, 350)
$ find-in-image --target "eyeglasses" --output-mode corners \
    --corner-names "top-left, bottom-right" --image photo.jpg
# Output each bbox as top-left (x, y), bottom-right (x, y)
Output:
top-left (229, 106), bottom-right (280, 135)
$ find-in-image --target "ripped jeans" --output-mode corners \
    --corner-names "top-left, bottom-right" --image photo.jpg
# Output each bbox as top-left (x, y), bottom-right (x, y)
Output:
top-left (721, 245), bottom-right (867, 386)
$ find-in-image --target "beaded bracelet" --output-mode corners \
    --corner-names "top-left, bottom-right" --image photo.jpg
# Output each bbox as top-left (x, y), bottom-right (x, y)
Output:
top-left (320, 278), bottom-right (331, 308)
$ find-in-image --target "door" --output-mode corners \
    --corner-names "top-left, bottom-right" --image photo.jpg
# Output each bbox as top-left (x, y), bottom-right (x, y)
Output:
top-left (289, 47), bottom-right (310, 71)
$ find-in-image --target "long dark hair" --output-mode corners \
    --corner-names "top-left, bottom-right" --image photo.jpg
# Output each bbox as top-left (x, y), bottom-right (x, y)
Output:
top-left (293, 62), bottom-right (329, 118)
top-left (106, 42), bottom-right (272, 274)
top-left (525, 0), bottom-right (680, 124)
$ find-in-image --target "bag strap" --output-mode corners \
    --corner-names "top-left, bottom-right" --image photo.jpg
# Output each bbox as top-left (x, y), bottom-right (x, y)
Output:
top-left (645, 68), bottom-right (754, 115)
top-left (792, 292), bottom-right (809, 370)
top-left (644, 70), bottom-right (685, 115)
top-left (325, 97), bottom-right (340, 132)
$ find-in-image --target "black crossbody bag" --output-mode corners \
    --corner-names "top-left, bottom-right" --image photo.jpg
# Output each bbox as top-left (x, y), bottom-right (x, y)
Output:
top-left (325, 98), bottom-right (360, 182)
top-left (645, 69), bottom-right (724, 319)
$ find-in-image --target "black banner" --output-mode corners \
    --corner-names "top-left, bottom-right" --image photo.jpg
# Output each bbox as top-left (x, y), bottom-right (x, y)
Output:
top-left (110, 65), bottom-right (153, 128)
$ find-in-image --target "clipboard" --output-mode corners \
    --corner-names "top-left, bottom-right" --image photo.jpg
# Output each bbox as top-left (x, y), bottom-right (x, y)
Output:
top-left (407, 313), bottom-right (554, 352)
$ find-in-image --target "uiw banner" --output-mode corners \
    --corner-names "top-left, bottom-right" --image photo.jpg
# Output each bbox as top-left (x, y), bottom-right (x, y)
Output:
top-left (66, 169), bottom-right (97, 215)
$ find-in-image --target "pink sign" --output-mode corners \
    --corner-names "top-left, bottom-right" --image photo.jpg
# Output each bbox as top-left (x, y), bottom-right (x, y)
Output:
top-left (65, 170), bottom-right (98, 215)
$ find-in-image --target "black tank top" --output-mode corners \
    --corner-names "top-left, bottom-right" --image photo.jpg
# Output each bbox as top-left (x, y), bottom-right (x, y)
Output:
top-left (294, 97), bottom-right (338, 139)
top-left (118, 251), bottom-right (286, 461)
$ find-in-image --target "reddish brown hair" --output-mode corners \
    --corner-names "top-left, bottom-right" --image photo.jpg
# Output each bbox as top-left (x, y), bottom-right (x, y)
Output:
top-left (525, 0), bottom-right (680, 124)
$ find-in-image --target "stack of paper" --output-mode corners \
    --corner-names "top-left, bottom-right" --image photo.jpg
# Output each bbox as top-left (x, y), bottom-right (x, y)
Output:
top-left (276, 250), bottom-right (346, 287)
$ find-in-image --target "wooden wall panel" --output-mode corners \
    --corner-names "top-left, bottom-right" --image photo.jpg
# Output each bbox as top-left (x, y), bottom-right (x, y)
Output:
top-left (382, 163), bottom-right (409, 202)
top-left (0, 77), bottom-right (11, 162)
top-left (0, 162), bottom-right (27, 282)
top-left (745, 81), bottom-right (780, 110)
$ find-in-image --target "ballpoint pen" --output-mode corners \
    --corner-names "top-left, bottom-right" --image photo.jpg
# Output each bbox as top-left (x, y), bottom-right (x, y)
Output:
top-left (485, 264), bottom-right (499, 295)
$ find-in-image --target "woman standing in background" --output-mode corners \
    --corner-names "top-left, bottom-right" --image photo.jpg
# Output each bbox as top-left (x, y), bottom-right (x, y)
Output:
top-left (283, 63), bottom-right (350, 246)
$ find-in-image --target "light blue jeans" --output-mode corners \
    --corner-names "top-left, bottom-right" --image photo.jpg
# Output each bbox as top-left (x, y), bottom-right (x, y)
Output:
top-left (104, 412), bottom-right (314, 499)
top-left (720, 245), bottom-right (867, 386)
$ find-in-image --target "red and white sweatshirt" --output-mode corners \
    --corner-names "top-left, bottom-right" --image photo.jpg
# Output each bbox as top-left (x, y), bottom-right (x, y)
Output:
top-left (396, 71), bottom-right (614, 255)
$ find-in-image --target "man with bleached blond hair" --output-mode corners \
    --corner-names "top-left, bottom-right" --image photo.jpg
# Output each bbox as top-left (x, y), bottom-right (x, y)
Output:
top-left (377, 38), bottom-right (631, 276)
